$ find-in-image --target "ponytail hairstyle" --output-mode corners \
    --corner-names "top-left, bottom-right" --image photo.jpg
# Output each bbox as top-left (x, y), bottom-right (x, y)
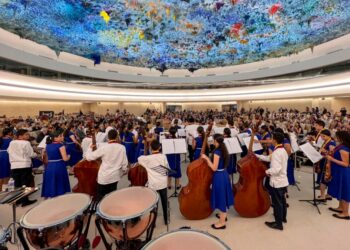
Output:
top-left (213, 133), bottom-right (229, 168)
top-left (46, 128), bottom-right (64, 144)
top-left (126, 123), bottom-right (133, 136)
top-left (335, 131), bottom-right (350, 149)
top-left (223, 128), bottom-right (231, 138)
top-left (197, 126), bottom-right (205, 139)
top-left (169, 126), bottom-right (177, 139)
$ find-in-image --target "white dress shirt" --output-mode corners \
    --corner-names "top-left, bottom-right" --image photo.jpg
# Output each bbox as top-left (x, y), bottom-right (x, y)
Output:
top-left (85, 143), bottom-right (128, 185)
top-left (138, 154), bottom-right (169, 191)
top-left (185, 124), bottom-right (198, 146)
top-left (8, 140), bottom-right (37, 169)
top-left (81, 137), bottom-right (92, 158)
top-left (95, 132), bottom-right (106, 143)
top-left (256, 147), bottom-right (289, 188)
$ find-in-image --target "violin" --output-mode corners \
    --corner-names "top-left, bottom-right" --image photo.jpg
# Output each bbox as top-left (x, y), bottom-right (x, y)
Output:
top-left (234, 121), bottom-right (271, 218)
top-left (178, 122), bottom-right (213, 220)
top-left (72, 122), bottom-right (100, 199)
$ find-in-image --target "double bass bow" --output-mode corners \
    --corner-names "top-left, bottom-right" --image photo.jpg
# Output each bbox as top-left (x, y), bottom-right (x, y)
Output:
top-left (178, 122), bottom-right (213, 220)
top-left (234, 121), bottom-right (271, 218)
top-left (72, 122), bottom-right (100, 199)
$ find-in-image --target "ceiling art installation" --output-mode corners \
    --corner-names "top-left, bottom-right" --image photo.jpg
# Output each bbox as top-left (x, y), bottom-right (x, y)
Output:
top-left (0, 0), bottom-right (349, 71)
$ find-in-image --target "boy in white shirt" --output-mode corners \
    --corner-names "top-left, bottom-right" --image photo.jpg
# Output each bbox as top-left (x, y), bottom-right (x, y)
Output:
top-left (138, 140), bottom-right (170, 225)
top-left (256, 132), bottom-right (288, 231)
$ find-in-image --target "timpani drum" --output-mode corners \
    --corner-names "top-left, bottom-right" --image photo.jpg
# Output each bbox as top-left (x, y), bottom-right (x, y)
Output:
top-left (96, 186), bottom-right (159, 249)
top-left (19, 193), bottom-right (91, 249)
top-left (142, 229), bottom-right (231, 250)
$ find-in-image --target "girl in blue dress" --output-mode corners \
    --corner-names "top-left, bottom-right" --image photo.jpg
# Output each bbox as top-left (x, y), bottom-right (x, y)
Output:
top-left (223, 128), bottom-right (236, 181)
top-left (135, 126), bottom-right (148, 161)
top-left (0, 128), bottom-right (13, 191)
top-left (327, 131), bottom-right (350, 220)
top-left (42, 129), bottom-right (71, 198)
top-left (64, 126), bottom-right (82, 168)
top-left (124, 123), bottom-right (137, 164)
top-left (202, 134), bottom-right (234, 230)
top-left (166, 127), bottom-right (182, 190)
top-left (192, 126), bottom-right (205, 160)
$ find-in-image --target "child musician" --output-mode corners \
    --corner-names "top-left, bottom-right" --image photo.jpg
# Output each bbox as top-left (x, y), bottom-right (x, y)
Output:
top-left (201, 134), bottom-right (234, 230)
top-left (166, 127), bottom-right (182, 190)
top-left (317, 129), bottom-right (336, 201)
top-left (223, 128), bottom-right (237, 181)
top-left (327, 131), bottom-right (350, 220)
top-left (138, 140), bottom-right (170, 225)
top-left (192, 126), bottom-right (205, 160)
top-left (256, 132), bottom-right (289, 230)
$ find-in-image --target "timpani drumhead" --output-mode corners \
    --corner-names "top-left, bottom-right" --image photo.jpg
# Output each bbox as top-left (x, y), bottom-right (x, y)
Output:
top-left (21, 193), bottom-right (91, 229)
top-left (142, 229), bottom-right (231, 250)
top-left (97, 186), bottom-right (158, 220)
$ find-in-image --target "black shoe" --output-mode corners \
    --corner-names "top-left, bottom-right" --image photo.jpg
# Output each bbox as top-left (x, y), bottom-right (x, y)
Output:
top-left (314, 186), bottom-right (320, 190)
top-left (326, 196), bottom-right (333, 201)
top-left (329, 207), bottom-right (342, 213)
top-left (168, 186), bottom-right (171, 190)
top-left (286, 203), bottom-right (289, 208)
top-left (215, 213), bottom-right (228, 221)
top-left (265, 221), bottom-right (283, 230)
top-left (176, 185), bottom-right (182, 190)
top-left (211, 224), bottom-right (226, 230)
top-left (283, 219), bottom-right (287, 223)
top-left (333, 214), bottom-right (350, 220)
top-left (21, 199), bottom-right (37, 207)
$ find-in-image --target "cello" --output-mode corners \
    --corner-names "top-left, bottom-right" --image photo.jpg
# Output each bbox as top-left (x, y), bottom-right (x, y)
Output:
top-left (178, 123), bottom-right (213, 220)
top-left (72, 124), bottom-right (100, 199)
top-left (234, 122), bottom-right (271, 218)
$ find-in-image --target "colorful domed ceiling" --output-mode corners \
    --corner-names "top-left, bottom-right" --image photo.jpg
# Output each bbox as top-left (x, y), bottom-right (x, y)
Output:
top-left (0, 0), bottom-right (349, 71)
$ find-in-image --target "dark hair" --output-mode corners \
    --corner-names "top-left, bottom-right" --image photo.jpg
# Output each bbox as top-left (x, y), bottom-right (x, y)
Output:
top-left (197, 126), bottom-right (205, 138)
top-left (213, 134), bottom-right (229, 168)
top-left (156, 121), bottom-right (161, 127)
top-left (272, 132), bottom-right (285, 144)
top-left (223, 128), bottom-right (231, 137)
top-left (335, 131), bottom-right (350, 149)
top-left (108, 129), bottom-right (118, 140)
top-left (150, 139), bottom-right (161, 151)
top-left (2, 127), bottom-right (13, 137)
top-left (46, 128), bottom-right (64, 144)
top-left (320, 129), bottom-right (331, 137)
top-left (188, 117), bottom-right (195, 123)
top-left (261, 125), bottom-right (268, 132)
top-left (315, 120), bottom-right (325, 128)
top-left (169, 127), bottom-right (177, 138)
top-left (17, 129), bottom-right (28, 137)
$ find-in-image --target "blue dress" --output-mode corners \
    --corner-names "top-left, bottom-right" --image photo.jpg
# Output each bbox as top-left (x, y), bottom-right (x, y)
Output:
top-left (0, 138), bottom-right (12, 178)
top-left (64, 132), bottom-right (82, 167)
top-left (226, 154), bottom-right (237, 175)
top-left (210, 149), bottom-right (234, 212)
top-left (166, 153), bottom-right (181, 178)
top-left (317, 140), bottom-right (336, 185)
top-left (284, 138), bottom-right (295, 185)
top-left (41, 143), bottom-right (71, 198)
top-left (154, 127), bottom-right (164, 142)
top-left (193, 137), bottom-right (203, 160)
top-left (135, 135), bottom-right (148, 161)
top-left (328, 145), bottom-right (350, 202)
top-left (124, 132), bottom-right (136, 163)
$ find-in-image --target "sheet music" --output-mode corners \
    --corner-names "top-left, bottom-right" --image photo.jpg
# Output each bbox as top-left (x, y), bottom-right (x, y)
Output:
top-left (208, 136), bottom-right (214, 145)
top-left (37, 135), bottom-right (48, 149)
top-left (237, 133), bottom-right (249, 146)
top-left (289, 132), bottom-right (300, 153)
top-left (230, 128), bottom-right (239, 137)
top-left (177, 129), bottom-right (186, 137)
top-left (299, 142), bottom-right (323, 163)
top-left (159, 132), bottom-right (166, 143)
top-left (243, 136), bottom-right (263, 152)
top-left (224, 137), bottom-right (242, 154)
top-left (162, 139), bottom-right (187, 154)
top-left (213, 127), bottom-right (225, 134)
top-left (315, 137), bottom-right (325, 148)
top-left (174, 139), bottom-right (187, 154)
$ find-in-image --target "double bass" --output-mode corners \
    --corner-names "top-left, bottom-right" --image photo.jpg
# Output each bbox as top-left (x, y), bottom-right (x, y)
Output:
top-left (72, 124), bottom-right (100, 199)
top-left (178, 123), bottom-right (213, 220)
top-left (234, 123), bottom-right (271, 217)
top-left (128, 127), bottom-right (148, 186)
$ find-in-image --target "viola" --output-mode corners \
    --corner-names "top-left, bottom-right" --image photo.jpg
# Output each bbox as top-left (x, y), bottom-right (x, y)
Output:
top-left (178, 123), bottom-right (213, 220)
top-left (234, 121), bottom-right (271, 217)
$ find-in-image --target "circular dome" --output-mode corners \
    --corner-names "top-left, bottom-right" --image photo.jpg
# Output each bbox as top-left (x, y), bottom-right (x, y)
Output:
top-left (0, 0), bottom-right (349, 70)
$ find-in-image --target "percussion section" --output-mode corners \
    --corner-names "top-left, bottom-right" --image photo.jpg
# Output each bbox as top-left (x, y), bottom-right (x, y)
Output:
top-left (142, 229), bottom-right (231, 250)
top-left (18, 193), bottom-right (91, 249)
top-left (95, 186), bottom-right (159, 250)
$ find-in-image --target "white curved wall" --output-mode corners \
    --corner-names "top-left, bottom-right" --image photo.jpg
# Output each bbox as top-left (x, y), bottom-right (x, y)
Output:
top-left (1, 70), bottom-right (350, 102)
top-left (1, 28), bottom-right (349, 84)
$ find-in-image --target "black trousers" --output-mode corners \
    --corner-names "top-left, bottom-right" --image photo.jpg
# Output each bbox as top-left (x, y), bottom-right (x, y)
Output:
top-left (270, 186), bottom-right (287, 226)
top-left (157, 188), bottom-right (168, 225)
top-left (188, 145), bottom-right (194, 162)
top-left (11, 168), bottom-right (33, 203)
top-left (97, 181), bottom-right (118, 202)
